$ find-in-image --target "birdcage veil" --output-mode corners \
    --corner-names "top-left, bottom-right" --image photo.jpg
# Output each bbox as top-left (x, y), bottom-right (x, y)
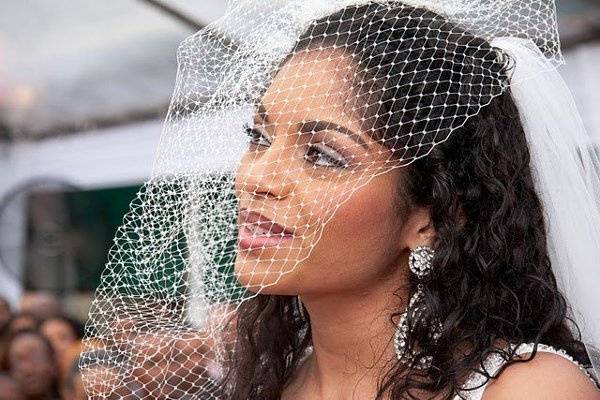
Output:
top-left (81, 0), bottom-right (600, 397)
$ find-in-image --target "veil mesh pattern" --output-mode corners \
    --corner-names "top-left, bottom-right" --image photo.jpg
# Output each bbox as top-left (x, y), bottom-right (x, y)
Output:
top-left (81, 1), bottom-right (569, 398)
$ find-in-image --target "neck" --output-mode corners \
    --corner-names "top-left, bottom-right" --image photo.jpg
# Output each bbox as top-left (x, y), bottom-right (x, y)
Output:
top-left (291, 269), bottom-right (408, 399)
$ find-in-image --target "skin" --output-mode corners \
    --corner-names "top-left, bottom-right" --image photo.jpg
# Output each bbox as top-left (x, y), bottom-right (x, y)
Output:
top-left (7, 334), bottom-right (56, 400)
top-left (482, 352), bottom-right (600, 400)
top-left (0, 298), bottom-right (10, 331)
top-left (0, 375), bottom-right (25, 400)
top-left (234, 50), bottom-right (418, 296)
top-left (233, 49), bottom-right (600, 399)
top-left (234, 50), bottom-right (435, 399)
top-left (6, 314), bottom-right (37, 336)
top-left (40, 318), bottom-right (78, 365)
top-left (62, 373), bottom-right (87, 400)
top-left (19, 292), bottom-right (60, 321)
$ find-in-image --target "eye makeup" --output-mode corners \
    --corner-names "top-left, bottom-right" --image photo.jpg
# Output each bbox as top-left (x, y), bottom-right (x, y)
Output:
top-left (242, 122), bottom-right (351, 169)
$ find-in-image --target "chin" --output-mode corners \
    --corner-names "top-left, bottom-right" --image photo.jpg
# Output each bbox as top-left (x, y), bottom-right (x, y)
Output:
top-left (234, 253), bottom-right (305, 295)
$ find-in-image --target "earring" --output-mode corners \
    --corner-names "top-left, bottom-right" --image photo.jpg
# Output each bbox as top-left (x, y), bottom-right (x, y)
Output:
top-left (394, 245), bottom-right (442, 369)
top-left (408, 245), bottom-right (435, 278)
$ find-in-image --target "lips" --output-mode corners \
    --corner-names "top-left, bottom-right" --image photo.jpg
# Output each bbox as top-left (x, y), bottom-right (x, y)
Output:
top-left (237, 208), bottom-right (295, 251)
top-left (238, 208), bottom-right (294, 236)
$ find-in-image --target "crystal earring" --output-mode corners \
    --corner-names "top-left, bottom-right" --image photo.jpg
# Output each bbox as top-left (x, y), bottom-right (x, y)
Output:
top-left (394, 245), bottom-right (442, 369)
top-left (408, 245), bottom-right (435, 278)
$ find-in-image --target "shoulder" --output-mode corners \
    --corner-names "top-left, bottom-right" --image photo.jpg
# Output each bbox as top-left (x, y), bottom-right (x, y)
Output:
top-left (482, 350), bottom-right (600, 400)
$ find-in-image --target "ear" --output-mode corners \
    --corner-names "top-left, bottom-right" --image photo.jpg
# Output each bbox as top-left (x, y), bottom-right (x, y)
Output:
top-left (399, 206), bottom-right (436, 250)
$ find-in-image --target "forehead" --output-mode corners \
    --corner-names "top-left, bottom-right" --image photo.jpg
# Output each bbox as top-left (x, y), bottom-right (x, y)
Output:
top-left (10, 335), bottom-right (49, 356)
top-left (261, 50), bottom-right (358, 124)
top-left (43, 319), bottom-right (71, 331)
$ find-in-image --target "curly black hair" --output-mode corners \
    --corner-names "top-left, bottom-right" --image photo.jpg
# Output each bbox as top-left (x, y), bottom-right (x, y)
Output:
top-left (221, 2), bottom-right (590, 399)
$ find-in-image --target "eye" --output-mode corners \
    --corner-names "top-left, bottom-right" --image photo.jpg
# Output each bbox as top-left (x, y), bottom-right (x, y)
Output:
top-left (305, 143), bottom-right (349, 169)
top-left (243, 123), bottom-right (271, 148)
top-left (243, 123), bottom-right (350, 169)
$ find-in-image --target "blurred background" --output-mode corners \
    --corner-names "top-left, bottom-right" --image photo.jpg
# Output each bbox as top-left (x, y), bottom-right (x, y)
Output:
top-left (0, 0), bottom-right (599, 397)
top-left (0, 0), bottom-right (228, 315)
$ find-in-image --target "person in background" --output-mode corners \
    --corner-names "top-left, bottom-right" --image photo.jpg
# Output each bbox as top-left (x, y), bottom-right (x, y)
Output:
top-left (19, 292), bottom-right (61, 322)
top-left (0, 298), bottom-right (14, 372)
top-left (40, 316), bottom-right (84, 375)
top-left (3, 330), bottom-right (60, 400)
top-left (60, 356), bottom-right (87, 400)
top-left (4, 314), bottom-right (38, 336)
top-left (0, 373), bottom-right (24, 400)
top-left (55, 340), bottom-right (84, 393)
top-left (71, 350), bottom-right (147, 399)
top-left (0, 297), bottom-right (11, 333)
top-left (129, 330), bottom-right (218, 398)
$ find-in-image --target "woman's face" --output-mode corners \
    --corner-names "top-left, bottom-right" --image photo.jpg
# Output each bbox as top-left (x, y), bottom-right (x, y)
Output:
top-left (234, 51), bottom-right (410, 295)
top-left (40, 318), bottom-right (77, 360)
top-left (8, 334), bottom-right (56, 398)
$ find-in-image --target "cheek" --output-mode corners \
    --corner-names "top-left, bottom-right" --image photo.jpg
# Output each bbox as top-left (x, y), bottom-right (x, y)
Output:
top-left (304, 180), bottom-right (401, 290)
top-left (274, 171), bottom-right (404, 294)
top-left (234, 167), bottom-right (404, 294)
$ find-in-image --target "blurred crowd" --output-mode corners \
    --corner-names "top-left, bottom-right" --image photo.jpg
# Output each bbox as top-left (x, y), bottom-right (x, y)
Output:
top-left (0, 292), bottom-right (228, 399)
top-left (0, 292), bottom-right (86, 400)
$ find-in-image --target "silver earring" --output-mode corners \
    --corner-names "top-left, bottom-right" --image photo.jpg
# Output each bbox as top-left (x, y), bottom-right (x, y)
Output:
top-left (395, 245), bottom-right (442, 369)
top-left (408, 245), bottom-right (435, 279)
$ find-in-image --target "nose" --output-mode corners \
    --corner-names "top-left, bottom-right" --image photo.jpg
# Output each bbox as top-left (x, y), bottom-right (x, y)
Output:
top-left (235, 144), bottom-right (296, 201)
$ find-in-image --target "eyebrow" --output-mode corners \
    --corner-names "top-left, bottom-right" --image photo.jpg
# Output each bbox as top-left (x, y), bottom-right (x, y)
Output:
top-left (255, 102), bottom-right (369, 150)
top-left (298, 120), bottom-right (369, 150)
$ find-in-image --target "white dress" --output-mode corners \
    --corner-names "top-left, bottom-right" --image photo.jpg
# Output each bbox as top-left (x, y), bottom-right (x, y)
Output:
top-left (454, 342), bottom-right (598, 400)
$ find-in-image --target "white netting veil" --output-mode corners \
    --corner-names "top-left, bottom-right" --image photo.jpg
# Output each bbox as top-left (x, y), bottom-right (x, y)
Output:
top-left (81, 0), bottom-right (600, 398)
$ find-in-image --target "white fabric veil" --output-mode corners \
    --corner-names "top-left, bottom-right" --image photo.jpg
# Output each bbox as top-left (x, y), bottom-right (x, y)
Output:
top-left (490, 36), bottom-right (600, 377)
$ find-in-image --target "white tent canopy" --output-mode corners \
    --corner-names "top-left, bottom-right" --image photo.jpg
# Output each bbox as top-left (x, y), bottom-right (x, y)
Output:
top-left (0, 0), bottom-right (227, 138)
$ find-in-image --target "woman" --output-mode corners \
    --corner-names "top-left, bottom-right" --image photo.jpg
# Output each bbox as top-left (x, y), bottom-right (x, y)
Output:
top-left (3, 330), bottom-right (60, 400)
top-left (40, 315), bottom-right (85, 389)
top-left (82, 0), bottom-right (600, 399)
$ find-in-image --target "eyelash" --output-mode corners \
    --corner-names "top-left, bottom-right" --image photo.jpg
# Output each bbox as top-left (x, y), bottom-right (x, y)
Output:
top-left (243, 123), bottom-right (349, 169)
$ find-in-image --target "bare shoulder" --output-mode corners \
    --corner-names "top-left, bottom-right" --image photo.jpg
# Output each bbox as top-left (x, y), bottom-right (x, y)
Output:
top-left (482, 351), bottom-right (600, 400)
